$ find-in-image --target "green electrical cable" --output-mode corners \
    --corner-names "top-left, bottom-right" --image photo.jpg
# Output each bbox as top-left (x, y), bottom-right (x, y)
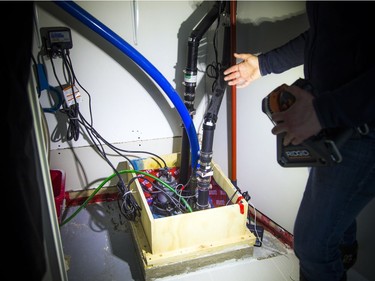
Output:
top-left (60, 169), bottom-right (193, 227)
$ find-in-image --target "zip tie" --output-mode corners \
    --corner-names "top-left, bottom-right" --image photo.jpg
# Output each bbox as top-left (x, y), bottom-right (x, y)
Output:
top-left (124, 190), bottom-right (135, 196)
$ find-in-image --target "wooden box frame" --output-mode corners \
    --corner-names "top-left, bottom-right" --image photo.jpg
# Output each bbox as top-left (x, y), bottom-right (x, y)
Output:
top-left (125, 153), bottom-right (256, 269)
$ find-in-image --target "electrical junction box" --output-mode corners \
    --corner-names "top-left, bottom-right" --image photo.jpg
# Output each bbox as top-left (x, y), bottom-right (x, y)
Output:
top-left (40, 26), bottom-right (73, 54)
top-left (124, 153), bottom-right (256, 281)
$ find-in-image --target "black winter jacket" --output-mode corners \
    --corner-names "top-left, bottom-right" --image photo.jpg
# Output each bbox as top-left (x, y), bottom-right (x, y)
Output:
top-left (258, 1), bottom-right (375, 129)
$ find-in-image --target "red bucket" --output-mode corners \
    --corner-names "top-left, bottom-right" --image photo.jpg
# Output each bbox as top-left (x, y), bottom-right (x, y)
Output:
top-left (50, 169), bottom-right (66, 222)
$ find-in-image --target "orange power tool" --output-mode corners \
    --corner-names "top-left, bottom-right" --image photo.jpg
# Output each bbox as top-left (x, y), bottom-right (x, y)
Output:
top-left (262, 78), bottom-right (354, 167)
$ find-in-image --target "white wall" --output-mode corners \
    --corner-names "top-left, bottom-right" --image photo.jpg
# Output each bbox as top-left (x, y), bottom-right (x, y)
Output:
top-left (36, 1), bottom-right (208, 149)
top-left (34, 1), bottom-right (213, 191)
top-left (34, 1), bottom-right (307, 232)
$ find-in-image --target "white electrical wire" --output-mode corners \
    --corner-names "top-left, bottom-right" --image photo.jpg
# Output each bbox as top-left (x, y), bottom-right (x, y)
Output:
top-left (131, 0), bottom-right (139, 45)
top-left (247, 200), bottom-right (262, 243)
top-left (248, 201), bottom-right (286, 260)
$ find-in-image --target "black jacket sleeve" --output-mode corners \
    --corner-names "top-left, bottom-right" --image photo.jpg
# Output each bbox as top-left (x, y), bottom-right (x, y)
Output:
top-left (258, 30), bottom-right (308, 76)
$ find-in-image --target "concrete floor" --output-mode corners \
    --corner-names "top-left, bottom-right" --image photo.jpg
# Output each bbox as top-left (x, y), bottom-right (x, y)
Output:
top-left (59, 200), bottom-right (369, 281)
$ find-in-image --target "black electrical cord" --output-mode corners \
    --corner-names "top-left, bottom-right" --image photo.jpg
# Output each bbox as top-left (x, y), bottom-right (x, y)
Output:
top-left (62, 50), bottom-right (81, 141)
top-left (48, 50), bottom-right (64, 90)
top-left (205, 1), bottom-right (223, 92)
top-left (63, 51), bottom-right (168, 168)
top-left (136, 173), bottom-right (189, 215)
top-left (226, 189), bottom-right (238, 205)
top-left (117, 176), bottom-right (142, 221)
top-left (64, 103), bottom-right (80, 141)
top-left (63, 50), bottom-right (166, 218)
top-left (47, 48), bottom-right (81, 141)
top-left (45, 45), bottom-right (169, 219)
top-left (149, 179), bottom-right (188, 214)
top-left (64, 51), bottom-right (94, 125)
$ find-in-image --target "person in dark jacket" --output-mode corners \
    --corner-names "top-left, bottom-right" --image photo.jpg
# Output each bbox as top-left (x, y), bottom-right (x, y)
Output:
top-left (224, 2), bottom-right (375, 281)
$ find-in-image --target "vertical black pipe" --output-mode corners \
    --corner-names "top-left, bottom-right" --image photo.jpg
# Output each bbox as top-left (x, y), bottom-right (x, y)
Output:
top-left (196, 12), bottom-right (231, 209)
top-left (180, 1), bottom-right (222, 186)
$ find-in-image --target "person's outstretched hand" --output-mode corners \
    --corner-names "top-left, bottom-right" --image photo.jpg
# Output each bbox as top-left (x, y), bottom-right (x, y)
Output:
top-left (223, 53), bottom-right (261, 88)
top-left (271, 85), bottom-right (322, 145)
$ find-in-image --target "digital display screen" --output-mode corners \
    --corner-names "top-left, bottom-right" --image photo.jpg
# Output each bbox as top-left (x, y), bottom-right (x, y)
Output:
top-left (49, 30), bottom-right (71, 43)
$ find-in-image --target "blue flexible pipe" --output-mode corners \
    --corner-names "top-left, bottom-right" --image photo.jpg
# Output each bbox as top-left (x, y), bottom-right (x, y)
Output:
top-left (54, 1), bottom-right (200, 169)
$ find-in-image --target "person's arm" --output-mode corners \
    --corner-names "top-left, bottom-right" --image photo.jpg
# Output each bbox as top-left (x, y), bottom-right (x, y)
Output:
top-left (258, 30), bottom-right (308, 75)
top-left (271, 66), bottom-right (375, 146)
top-left (224, 30), bottom-right (308, 87)
top-left (314, 66), bottom-right (375, 129)
top-left (223, 53), bottom-right (261, 88)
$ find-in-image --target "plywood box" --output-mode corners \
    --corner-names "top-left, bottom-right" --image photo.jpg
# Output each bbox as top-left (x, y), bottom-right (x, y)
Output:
top-left (124, 153), bottom-right (256, 269)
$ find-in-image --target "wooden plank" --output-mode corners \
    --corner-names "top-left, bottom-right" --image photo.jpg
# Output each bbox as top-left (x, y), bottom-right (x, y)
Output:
top-left (129, 219), bottom-right (254, 281)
